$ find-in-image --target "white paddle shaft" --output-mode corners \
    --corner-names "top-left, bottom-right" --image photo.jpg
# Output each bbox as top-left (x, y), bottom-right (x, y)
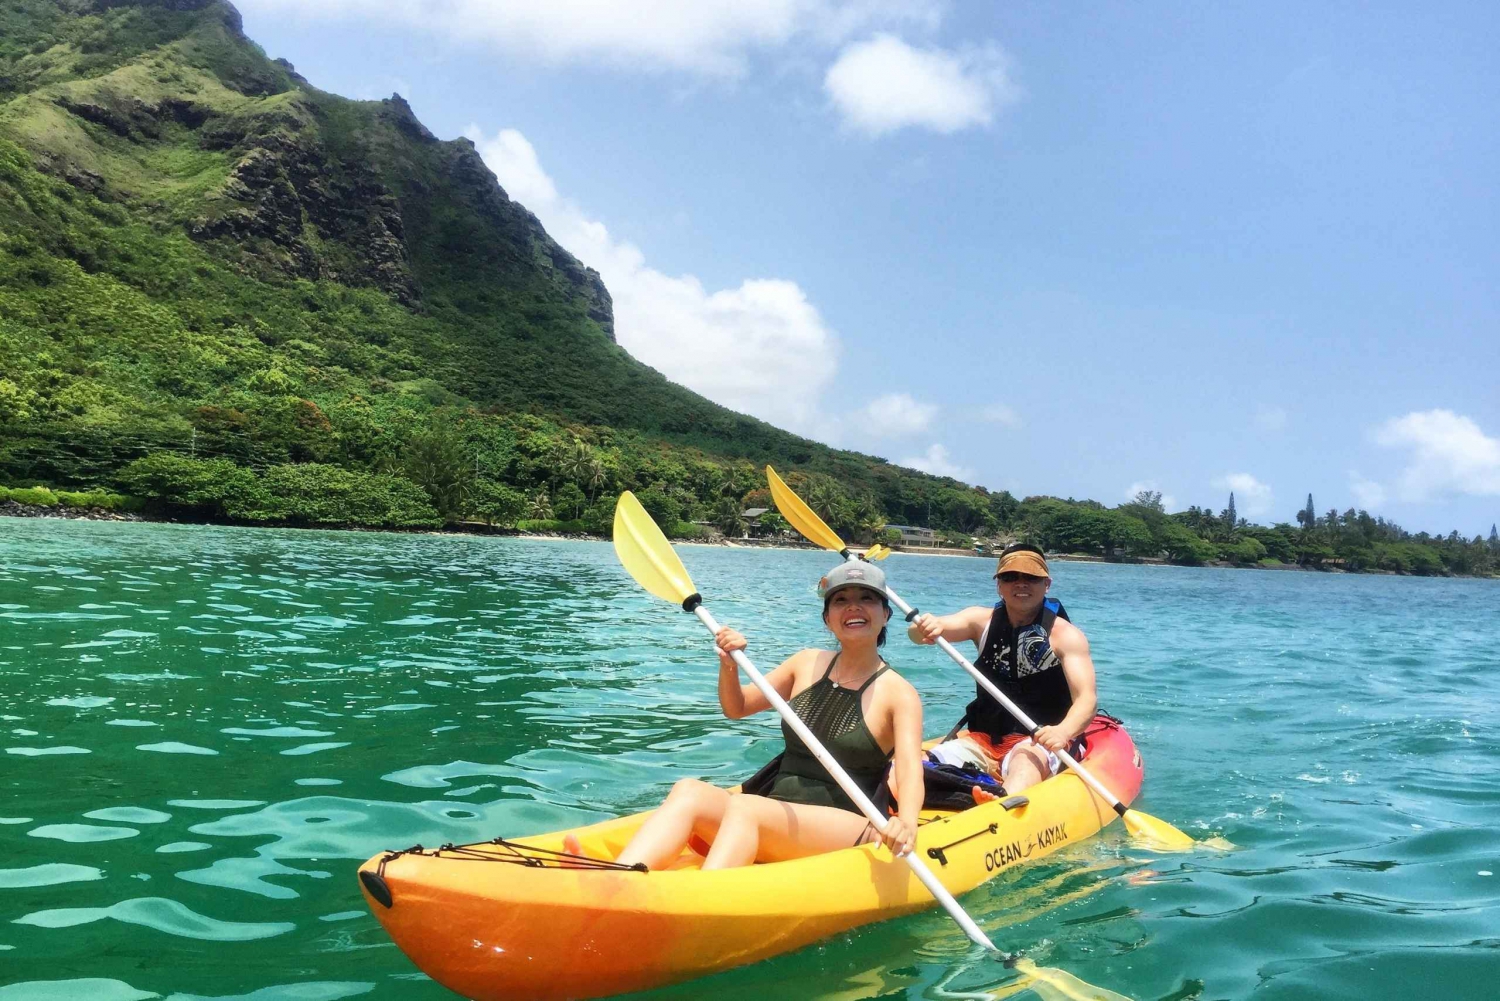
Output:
top-left (691, 603), bottom-right (997, 952)
top-left (878, 582), bottom-right (1129, 817)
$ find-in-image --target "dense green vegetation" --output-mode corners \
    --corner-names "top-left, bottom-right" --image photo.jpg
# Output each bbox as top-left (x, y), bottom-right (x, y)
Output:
top-left (0, 1), bottom-right (1492, 578)
top-left (0, 0), bottom-right (965, 522)
top-left (990, 490), bottom-right (1499, 577)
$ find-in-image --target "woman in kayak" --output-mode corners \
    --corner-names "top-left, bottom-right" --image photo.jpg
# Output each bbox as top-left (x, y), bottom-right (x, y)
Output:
top-left (578, 561), bottom-right (926, 870)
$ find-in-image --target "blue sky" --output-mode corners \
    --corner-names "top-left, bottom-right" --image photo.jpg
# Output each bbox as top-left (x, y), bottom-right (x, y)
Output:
top-left (234, 1), bottom-right (1499, 536)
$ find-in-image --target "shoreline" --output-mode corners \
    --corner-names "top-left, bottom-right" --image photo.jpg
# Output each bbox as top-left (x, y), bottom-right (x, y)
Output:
top-left (2, 504), bottom-right (1492, 579)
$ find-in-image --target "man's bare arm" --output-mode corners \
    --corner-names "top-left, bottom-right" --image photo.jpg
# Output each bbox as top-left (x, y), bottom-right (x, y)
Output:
top-left (906, 606), bottom-right (992, 648)
top-left (1032, 620), bottom-right (1098, 750)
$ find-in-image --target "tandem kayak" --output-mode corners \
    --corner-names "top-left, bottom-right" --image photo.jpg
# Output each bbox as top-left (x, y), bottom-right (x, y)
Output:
top-left (358, 715), bottom-right (1144, 1001)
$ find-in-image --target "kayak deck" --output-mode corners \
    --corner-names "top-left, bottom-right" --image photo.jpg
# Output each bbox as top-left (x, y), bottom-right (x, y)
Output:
top-left (360, 717), bottom-right (1143, 1001)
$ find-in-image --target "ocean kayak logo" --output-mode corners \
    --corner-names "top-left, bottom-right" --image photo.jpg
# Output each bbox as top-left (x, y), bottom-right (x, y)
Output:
top-left (983, 822), bottom-right (1068, 871)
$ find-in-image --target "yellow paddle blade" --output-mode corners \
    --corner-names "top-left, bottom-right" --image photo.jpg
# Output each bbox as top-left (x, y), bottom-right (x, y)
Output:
top-left (865, 544), bottom-right (892, 561)
top-left (1123, 809), bottom-right (1195, 852)
top-left (766, 465), bottom-right (847, 552)
top-left (1010, 959), bottom-right (1136, 1001)
top-left (612, 491), bottom-right (698, 606)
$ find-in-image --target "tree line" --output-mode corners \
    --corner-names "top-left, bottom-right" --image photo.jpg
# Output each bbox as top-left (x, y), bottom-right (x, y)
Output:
top-left (3, 395), bottom-right (1494, 577)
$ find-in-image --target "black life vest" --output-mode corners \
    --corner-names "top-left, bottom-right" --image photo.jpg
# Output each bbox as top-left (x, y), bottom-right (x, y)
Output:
top-left (965, 597), bottom-right (1073, 740)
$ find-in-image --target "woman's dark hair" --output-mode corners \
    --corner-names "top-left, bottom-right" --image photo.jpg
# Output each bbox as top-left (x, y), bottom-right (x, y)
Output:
top-left (822, 592), bottom-right (893, 647)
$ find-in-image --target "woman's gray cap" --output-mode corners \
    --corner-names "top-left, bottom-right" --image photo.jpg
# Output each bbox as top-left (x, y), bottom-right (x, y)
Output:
top-left (818, 561), bottom-right (888, 599)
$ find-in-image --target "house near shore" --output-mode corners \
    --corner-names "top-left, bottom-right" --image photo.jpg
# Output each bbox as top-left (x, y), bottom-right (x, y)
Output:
top-left (741, 508), bottom-right (779, 539)
top-left (885, 524), bottom-right (937, 547)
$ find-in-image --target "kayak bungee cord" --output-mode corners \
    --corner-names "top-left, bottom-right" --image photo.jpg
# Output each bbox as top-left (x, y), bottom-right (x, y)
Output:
top-left (358, 836), bottom-right (646, 907)
top-left (372, 838), bottom-right (644, 872)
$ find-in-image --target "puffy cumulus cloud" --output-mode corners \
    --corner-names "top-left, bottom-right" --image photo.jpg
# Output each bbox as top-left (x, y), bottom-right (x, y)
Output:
top-left (824, 34), bottom-right (1019, 135)
top-left (1349, 471), bottom-right (1387, 510)
top-left (862, 393), bottom-right (937, 437)
top-left (899, 444), bottom-right (973, 481)
top-left (1124, 480), bottom-right (1177, 512)
top-left (468, 126), bottom-right (838, 429)
top-left (235, 0), bottom-right (943, 77)
top-left (1374, 409), bottom-right (1500, 501)
top-left (1212, 473), bottom-right (1273, 517)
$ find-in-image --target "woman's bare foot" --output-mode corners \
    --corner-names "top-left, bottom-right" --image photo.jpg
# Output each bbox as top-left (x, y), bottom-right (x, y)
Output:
top-left (559, 833), bottom-right (586, 866)
top-left (972, 784), bottom-right (999, 804)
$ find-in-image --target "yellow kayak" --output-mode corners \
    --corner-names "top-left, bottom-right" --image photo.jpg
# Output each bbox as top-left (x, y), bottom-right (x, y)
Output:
top-left (358, 716), bottom-right (1144, 1001)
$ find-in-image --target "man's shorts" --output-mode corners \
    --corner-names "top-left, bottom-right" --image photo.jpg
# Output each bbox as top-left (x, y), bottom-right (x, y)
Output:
top-left (927, 730), bottom-right (1082, 780)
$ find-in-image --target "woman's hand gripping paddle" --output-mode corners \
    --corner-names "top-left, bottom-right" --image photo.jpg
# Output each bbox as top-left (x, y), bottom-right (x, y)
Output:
top-left (765, 466), bottom-right (1194, 853)
top-left (612, 491), bottom-right (1000, 953)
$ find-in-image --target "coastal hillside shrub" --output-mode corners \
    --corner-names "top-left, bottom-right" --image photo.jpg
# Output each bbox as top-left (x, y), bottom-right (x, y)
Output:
top-left (116, 454), bottom-right (266, 519)
top-left (1220, 537), bottom-right (1267, 565)
top-left (247, 465), bottom-right (441, 528)
top-left (472, 480), bottom-right (525, 527)
top-left (57, 489), bottom-right (140, 511)
top-left (670, 522), bottom-right (710, 540)
top-left (0, 485), bottom-right (58, 506)
top-left (1157, 522), bottom-right (1217, 565)
top-left (0, 484), bottom-right (141, 510)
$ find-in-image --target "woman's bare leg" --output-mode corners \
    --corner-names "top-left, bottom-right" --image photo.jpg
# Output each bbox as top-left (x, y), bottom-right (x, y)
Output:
top-left (702, 794), bottom-right (873, 870)
top-left (614, 779), bottom-right (732, 870)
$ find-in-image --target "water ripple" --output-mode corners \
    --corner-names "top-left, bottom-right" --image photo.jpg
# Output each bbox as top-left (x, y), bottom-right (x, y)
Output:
top-left (13, 896), bottom-right (295, 941)
top-left (3, 521), bottom-right (1497, 999)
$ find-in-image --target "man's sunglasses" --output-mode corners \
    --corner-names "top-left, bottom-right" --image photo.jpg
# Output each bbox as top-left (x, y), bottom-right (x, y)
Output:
top-left (997, 572), bottom-right (1045, 584)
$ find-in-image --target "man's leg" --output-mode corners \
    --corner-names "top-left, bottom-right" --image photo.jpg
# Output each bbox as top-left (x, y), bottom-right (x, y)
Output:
top-left (1000, 742), bottom-right (1050, 793)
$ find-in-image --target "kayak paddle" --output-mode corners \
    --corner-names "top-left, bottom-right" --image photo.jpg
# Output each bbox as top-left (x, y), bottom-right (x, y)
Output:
top-left (765, 466), bottom-right (1195, 852)
top-left (611, 490), bottom-right (1001, 952)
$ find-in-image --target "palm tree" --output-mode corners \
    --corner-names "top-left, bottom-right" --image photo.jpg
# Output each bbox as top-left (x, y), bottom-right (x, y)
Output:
top-left (586, 457), bottom-right (608, 501)
top-left (527, 489), bottom-right (554, 521)
top-left (403, 429), bottom-right (474, 522)
top-left (714, 496), bottom-right (747, 538)
top-left (558, 439), bottom-right (592, 488)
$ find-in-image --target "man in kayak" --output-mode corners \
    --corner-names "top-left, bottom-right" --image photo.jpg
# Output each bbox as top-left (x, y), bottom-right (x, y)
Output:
top-left (580, 562), bottom-right (927, 870)
top-left (906, 544), bottom-right (1097, 794)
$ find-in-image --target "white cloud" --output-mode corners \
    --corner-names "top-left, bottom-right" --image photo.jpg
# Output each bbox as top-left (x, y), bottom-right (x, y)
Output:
top-left (1349, 471), bottom-right (1387, 510)
top-left (899, 443), bottom-right (973, 481)
top-left (1124, 480), bottom-right (1177, 512)
top-left (1212, 473), bottom-right (1273, 518)
top-left (862, 393), bottom-right (937, 437)
top-left (237, 0), bottom-right (943, 77)
top-left (1374, 409), bottom-right (1500, 501)
top-left (1254, 406), bottom-right (1288, 432)
top-left (468, 126), bottom-right (838, 429)
top-left (824, 34), bottom-right (1019, 135)
top-left (977, 403), bottom-right (1022, 428)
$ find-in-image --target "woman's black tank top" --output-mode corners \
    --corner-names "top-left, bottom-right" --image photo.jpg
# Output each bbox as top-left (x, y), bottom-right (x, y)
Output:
top-left (768, 653), bottom-right (892, 813)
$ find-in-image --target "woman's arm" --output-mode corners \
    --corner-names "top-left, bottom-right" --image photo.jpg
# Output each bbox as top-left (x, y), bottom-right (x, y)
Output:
top-left (880, 679), bottom-right (925, 855)
top-left (714, 628), bottom-right (810, 720)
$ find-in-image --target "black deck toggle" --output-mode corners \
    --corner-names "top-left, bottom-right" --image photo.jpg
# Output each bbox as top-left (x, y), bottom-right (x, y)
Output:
top-left (360, 869), bottom-right (393, 909)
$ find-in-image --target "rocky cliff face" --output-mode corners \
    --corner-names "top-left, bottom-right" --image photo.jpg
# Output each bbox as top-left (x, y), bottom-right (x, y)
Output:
top-left (0, 0), bottom-right (614, 337)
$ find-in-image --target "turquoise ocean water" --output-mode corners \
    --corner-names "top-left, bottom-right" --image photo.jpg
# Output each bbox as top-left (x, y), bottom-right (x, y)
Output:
top-left (1, 519), bottom-right (1497, 1000)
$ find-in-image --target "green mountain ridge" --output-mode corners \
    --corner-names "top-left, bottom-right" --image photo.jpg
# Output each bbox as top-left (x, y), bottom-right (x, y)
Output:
top-left (1, 0), bottom-right (1493, 576)
top-left (0, 1), bottom-right (899, 471)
